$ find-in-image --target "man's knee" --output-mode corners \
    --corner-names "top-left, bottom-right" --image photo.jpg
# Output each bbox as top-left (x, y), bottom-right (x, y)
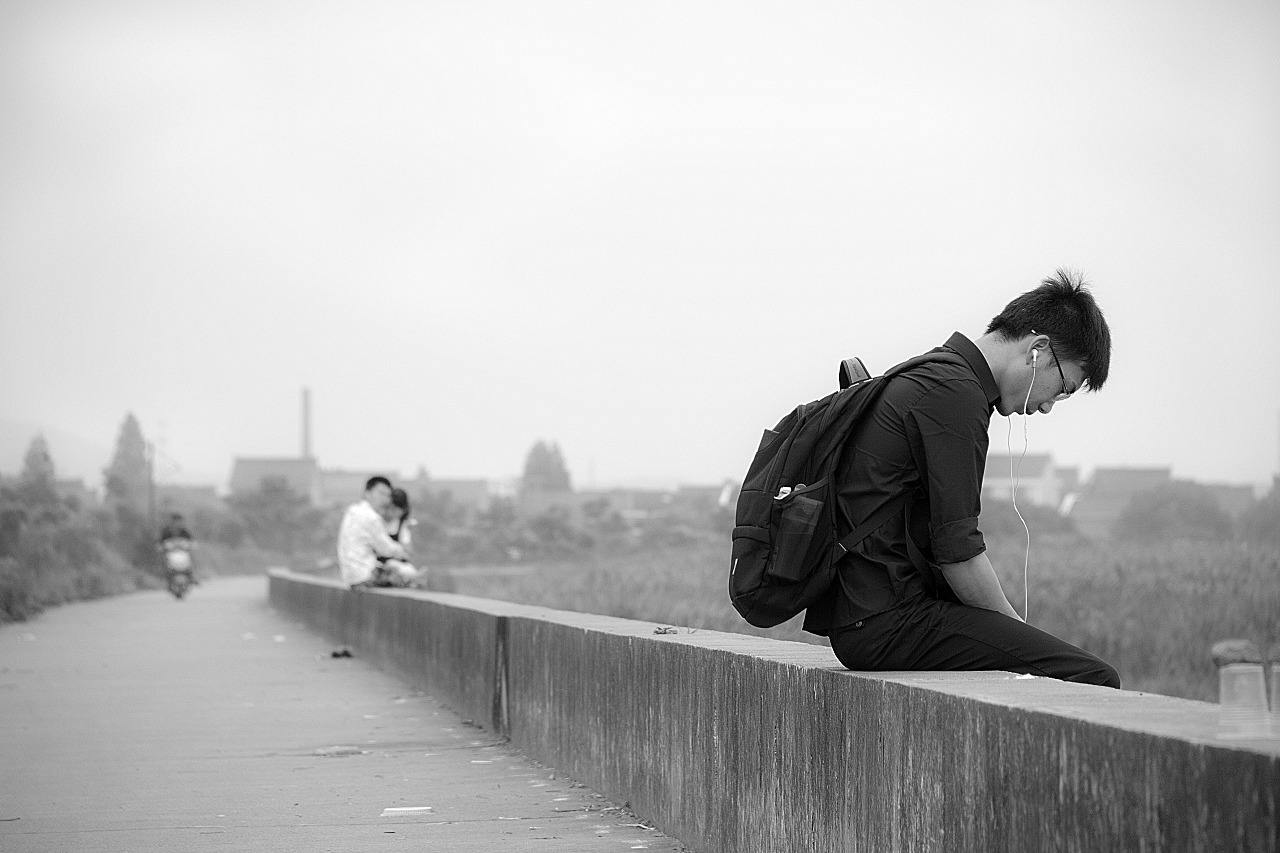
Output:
top-left (1070, 658), bottom-right (1121, 689)
top-left (1095, 661), bottom-right (1122, 689)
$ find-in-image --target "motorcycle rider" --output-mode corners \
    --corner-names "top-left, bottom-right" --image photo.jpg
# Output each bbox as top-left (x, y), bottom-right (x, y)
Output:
top-left (158, 512), bottom-right (198, 590)
top-left (158, 512), bottom-right (193, 544)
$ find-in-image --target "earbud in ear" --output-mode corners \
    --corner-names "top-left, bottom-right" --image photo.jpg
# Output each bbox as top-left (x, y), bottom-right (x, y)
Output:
top-left (1032, 349), bottom-right (1039, 364)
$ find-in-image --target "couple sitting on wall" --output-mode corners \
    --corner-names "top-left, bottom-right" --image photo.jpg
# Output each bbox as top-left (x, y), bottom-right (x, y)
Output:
top-left (337, 476), bottom-right (424, 590)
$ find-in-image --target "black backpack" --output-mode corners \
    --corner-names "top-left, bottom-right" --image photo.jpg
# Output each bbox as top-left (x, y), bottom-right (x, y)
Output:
top-left (728, 351), bottom-right (964, 628)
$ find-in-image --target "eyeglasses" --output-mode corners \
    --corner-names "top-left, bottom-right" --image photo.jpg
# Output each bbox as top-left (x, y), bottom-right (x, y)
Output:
top-left (1042, 336), bottom-right (1073, 402)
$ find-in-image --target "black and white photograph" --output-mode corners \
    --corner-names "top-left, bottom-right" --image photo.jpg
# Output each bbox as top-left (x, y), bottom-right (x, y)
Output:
top-left (2, 2), bottom-right (1277, 850)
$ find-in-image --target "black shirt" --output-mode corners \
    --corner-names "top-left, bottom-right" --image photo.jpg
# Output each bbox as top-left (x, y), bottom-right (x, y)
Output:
top-left (803, 332), bottom-right (1000, 635)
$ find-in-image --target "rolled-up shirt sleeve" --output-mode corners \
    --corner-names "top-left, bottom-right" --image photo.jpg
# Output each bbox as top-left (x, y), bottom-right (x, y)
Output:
top-left (905, 382), bottom-right (989, 564)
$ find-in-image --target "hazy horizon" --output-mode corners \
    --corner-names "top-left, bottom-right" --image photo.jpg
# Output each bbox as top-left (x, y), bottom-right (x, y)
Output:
top-left (3, 2), bottom-right (1278, 494)
top-left (1, 401), bottom-right (1276, 496)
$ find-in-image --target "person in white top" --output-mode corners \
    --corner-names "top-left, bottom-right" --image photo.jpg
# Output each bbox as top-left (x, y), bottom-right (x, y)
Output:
top-left (336, 476), bottom-right (414, 588)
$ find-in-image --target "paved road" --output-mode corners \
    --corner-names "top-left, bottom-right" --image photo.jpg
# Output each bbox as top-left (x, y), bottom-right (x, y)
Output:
top-left (0, 577), bottom-right (686, 852)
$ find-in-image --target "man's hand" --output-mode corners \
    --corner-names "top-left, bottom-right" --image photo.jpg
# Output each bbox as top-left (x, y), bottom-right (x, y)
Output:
top-left (938, 552), bottom-right (1023, 621)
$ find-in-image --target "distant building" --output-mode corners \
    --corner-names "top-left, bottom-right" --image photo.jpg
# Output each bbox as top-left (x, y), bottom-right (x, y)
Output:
top-left (316, 468), bottom-right (382, 507)
top-left (982, 453), bottom-right (1065, 509)
top-left (419, 478), bottom-right (492, 514)
top-left (1055, 466), bottom-right (1080, 496)
top-left (517, 489), bottom-right (602, 520)
top-left (156, 484), bottom-right (222, 514)
top-left (316, 468), bottom-right (493, 512)
top-left (228, 457), bottom-right (321, 504)
top-left (228, 457), bottom-right (495, 512)
top-left (1201, 483), bottom-right (1257, 518)
top-left (1068, 466), bottom-right (1173, 540)
top-left (588, 488), bottom-right (673, 523)
top-left (549, 483), bottom-right (730, 525)
top-left (672, 483), bottom-right (725, 507)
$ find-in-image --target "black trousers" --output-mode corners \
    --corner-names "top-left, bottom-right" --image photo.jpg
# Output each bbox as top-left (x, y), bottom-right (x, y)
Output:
top-left (830, 598), bottom-right (1120, 688)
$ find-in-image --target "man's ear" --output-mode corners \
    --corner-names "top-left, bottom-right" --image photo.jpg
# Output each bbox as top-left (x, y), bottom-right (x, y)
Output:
top-left (1026, 332), bottom-right (1050, 364)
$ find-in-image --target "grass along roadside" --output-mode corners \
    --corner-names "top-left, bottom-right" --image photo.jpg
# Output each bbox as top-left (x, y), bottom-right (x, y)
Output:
top-left (443, 535), bottom-right (1280, 703)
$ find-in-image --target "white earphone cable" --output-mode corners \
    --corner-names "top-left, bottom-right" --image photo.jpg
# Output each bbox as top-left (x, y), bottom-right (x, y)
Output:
top-left (1007, 357), bottom-right (1035, 621)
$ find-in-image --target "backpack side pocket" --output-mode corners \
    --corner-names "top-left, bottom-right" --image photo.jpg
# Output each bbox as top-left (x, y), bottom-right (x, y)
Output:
top-left (767, 493), bottom-right (823, 582)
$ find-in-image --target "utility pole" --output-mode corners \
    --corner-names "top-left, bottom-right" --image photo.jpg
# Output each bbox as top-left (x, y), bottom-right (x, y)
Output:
top-left (146, 440), bottom-right (156, 530)
top-left (302, 387), bottom-right (313, 459)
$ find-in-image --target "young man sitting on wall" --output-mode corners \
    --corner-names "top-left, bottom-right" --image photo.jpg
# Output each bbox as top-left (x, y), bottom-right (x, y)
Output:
top-left (805, 271), bottom-right (1120, 688)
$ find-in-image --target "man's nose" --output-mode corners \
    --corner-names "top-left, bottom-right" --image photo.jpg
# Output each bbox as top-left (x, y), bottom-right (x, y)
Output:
top-left (1039, 400), bottom-right (1055, 415)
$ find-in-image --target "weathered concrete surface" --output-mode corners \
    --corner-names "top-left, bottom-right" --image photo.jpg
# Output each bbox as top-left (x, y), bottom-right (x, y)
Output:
top-left (271, 569), bottom-right (1280, 853)
top-left (0, 576), bottom-right (686, 852)
top-left (264, 573), bottom-right (516, 732)
top-left (508, 617), bottom-right (1280, 853)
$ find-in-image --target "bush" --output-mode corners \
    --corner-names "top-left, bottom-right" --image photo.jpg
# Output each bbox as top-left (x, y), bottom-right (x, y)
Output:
top-left (1112, 482), bottom-right (1233, 543)
top-left (226, 479), bottom-right (331, 557)
top-left (1240, 485), bottom-right (1280, 549)
top-left (0, 481), bottom-right (151, 624)
top-left (0, 556), bottom-right (40, 622)
top-left (980, 499), bottom-right (1080, 540)
top-left (447, 529), bottom-right (1280, 704)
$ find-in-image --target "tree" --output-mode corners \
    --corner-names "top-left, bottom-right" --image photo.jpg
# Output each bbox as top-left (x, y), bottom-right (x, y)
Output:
top-left (0, 434), bottom-right (145, 618)
top-left (226, 477), bottom-right (326, 556)
top-left (1239, 481), bottom-right (1280, 549)
top-left (528, 505), bottom-right (593, 555)
top-left (520, 440), bottom-right (572, 493)
top-left (104, 413), bottom-right (150, 516)
top-left (582, 496), bottom-right (630, 539)
top-left (101, 414), bottom-right (155, 568)
top-left (1112, 482), bottom-right (1233, 543)
top-left (0, 485), bottom-right (26, 558)
top-left (19, 435), bottom-right (59, 508)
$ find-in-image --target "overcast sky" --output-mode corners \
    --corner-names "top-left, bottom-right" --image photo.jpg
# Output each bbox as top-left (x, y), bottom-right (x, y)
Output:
top-left (2, 0), bottom-right (1278, 493)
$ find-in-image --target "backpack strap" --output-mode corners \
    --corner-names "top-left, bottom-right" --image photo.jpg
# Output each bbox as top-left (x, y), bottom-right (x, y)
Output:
top-left (834, 493), bottom-right (959, 601)
top-left (834, 492), bottom-right (909, 556)
top-left (813, 350), bottom-right (967, 477)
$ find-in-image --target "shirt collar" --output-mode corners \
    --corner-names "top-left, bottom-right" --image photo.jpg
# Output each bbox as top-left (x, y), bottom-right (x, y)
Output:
top-left (944, 331), bottom-right (1000, 408)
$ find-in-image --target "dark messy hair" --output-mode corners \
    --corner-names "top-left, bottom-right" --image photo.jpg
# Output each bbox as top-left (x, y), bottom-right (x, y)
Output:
top-left (389, 487), bottom-right (410, 519)
top-left (985, 269), bottom-right (1111, 391)
top-left (364, 475), bottom-right (392, 492)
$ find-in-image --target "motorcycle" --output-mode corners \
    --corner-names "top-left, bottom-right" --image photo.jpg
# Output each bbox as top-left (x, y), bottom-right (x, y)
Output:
top-left (161, 538), bottom-right (197, 599)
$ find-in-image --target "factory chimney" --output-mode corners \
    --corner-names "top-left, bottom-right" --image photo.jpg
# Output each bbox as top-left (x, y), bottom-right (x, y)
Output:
top-left (301, 387), bottom-right (312, 459)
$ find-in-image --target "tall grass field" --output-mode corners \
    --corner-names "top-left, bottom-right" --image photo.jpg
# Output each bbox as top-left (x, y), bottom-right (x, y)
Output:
top-left (446, 531), bottom-right (1279, 703)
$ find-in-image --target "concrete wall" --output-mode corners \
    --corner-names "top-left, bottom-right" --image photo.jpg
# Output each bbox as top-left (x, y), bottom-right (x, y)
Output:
top-left (268, 570), bottom-right (1280, 852)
